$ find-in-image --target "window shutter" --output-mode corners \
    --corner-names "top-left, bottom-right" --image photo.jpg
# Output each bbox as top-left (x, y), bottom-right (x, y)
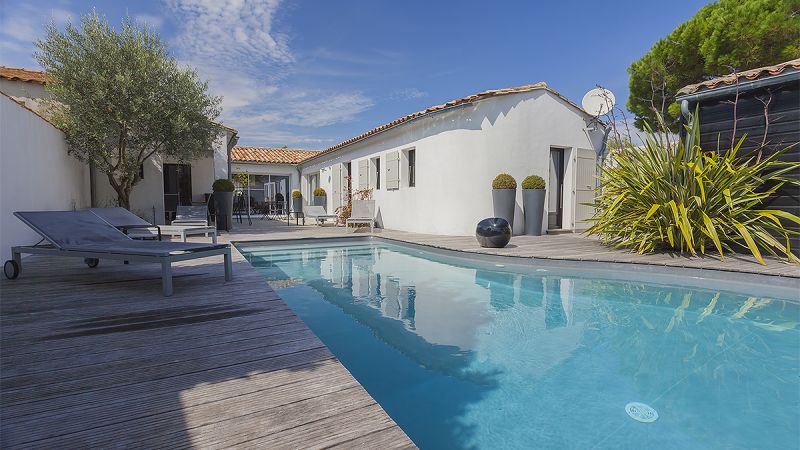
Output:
top-left (386, 151), bottom-right (400, 190)
top-left (331, 164), bottom-right (342, 209)
top-left (358, 160), bottom-right (369, 189)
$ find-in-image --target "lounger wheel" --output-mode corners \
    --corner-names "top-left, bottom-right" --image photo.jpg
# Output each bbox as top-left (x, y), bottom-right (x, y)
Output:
top-left (84, 258), bottom-right (100, 268)
top-left (4, 260), bottom-right (19, 279)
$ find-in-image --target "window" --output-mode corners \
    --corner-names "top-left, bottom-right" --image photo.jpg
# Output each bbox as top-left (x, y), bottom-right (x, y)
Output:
top-left (386, 151), bottom-right (400, 190)
top-left (371, 156), bottom-right (381, 190)
top-left (408, 149), bottom-right (416, 187)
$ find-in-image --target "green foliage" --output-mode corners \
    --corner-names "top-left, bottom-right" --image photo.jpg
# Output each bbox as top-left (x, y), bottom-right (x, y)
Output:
top-left (212, 179), bottom-right (234, 192)
top-left (291, 190), bottom-right (302, 199)
top-left (233, 173), bottom-right (249, 187)
top-left (627, 0), bottom-right (800, 132)
top-left (313, 187), bottom-right (327, 197)
top-left (521, 175), bottom-right (545, 190)
top-left (492, 173), bottom-right (517, 189)
top-left (35, 12), bottom-right (222, 208)
top-left (587, 111), bottom-right (800, 264)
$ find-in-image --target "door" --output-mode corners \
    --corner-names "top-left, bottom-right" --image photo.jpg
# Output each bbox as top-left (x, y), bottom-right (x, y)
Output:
top-left (163, 163), bottom-right (192, 222)
top-left (548, 148), bottom-right (564, 229)
top-left (574, 148), bottom-right (596, 230)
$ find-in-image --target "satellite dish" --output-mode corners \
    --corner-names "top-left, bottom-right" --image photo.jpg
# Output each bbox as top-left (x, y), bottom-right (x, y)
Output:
top-left (582, 88), bottom-right (616, 116)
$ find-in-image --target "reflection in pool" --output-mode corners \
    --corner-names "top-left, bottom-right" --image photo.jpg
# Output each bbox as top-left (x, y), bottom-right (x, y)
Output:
top-left (240, 241), bottom-right (799, 449)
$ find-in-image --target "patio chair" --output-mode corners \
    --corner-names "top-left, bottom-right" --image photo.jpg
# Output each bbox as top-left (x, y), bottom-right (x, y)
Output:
top-left (345, 200), bottom-right (375, 232)
top-left (304, 205), bottom-right (338, 226)
top-left (2, 210), bottom-right (232, 296)
top-left (89, 207), bottom-right (217, 243)
top-left (87, 207), bottom-right (162, 240)
top-left (173, 205), bottom-right (209, 226)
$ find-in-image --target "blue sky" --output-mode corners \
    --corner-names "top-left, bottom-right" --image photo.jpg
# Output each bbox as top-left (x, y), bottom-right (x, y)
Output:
top-left (1, 0), bottom-right (712, 148)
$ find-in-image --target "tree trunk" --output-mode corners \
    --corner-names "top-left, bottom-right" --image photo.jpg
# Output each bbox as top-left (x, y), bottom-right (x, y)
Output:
top-left (108, 173), bottom-right (132, 209)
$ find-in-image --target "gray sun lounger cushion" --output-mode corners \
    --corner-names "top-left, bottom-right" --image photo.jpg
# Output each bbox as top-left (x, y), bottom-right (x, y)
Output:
top-left (14, 211), bottom-right (225, 254)
top-left (88, 207), bottom-right (152, 228)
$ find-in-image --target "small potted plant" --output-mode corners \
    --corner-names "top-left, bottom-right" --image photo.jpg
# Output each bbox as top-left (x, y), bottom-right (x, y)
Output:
top-left (492, 173), bottom-right (517, 233)
top-left (212, 178), bottom-right (235, 231)
top-left (291, 190), bottom-right (303, 213)
top-left (521, 175), bottom-right (546, 235)
top-left (313, 187), bottom-right (327, 209)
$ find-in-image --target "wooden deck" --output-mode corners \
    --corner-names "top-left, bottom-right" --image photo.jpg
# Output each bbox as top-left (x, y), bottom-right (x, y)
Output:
top-left (1, 217), bottom-right (797, 449)
top-left (0, 238), bottom-right (415, 449)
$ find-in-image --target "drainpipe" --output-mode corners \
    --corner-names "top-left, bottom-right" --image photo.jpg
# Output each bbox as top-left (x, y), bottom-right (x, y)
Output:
top-left (226, 131), bottom-right (239, 180)
top-left (89, 160), bottom-right (97, 207)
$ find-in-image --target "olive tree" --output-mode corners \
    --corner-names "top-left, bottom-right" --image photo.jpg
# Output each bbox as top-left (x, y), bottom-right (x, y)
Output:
top-left (35, 12), bottom-right (222, 209)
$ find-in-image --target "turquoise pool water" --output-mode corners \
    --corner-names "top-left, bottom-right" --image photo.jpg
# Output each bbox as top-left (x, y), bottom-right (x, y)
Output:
top-left (240, 240), bottom-right (799, 449)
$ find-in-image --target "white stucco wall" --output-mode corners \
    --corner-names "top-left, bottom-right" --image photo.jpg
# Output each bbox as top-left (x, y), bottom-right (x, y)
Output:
top-left (0, 94), bottom-right (90, 260)
top-left (93, 129), bottom-right (233, 224)
top-left (300, 90), bottom-right (604, 236)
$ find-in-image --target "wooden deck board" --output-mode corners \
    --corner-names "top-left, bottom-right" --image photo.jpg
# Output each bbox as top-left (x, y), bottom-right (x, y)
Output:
top-left (0, 239), bottom-right (415, 449)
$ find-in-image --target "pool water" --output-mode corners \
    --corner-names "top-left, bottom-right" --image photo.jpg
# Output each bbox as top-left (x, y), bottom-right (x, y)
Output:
top-left (240, 241), bottom-right (799, 449)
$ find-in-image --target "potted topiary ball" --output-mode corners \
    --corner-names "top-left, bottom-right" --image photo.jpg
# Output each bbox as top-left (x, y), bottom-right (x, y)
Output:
top-left (212, 178), bottom-right (235, 231)
top-left (291, 190), bottom-right (303, 213)
top-left (521, 175), bottom-right (546, 235)
top-left (313, 187), bottom-right (327, 209)
top-left (492, 173), bottom-right (517, 233)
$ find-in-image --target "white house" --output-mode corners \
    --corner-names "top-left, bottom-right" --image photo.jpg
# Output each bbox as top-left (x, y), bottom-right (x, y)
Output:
top-left (229, 147), bottom-right (321, 211)
top-left (296, 83), bottom-right (606, 236)
top-left (0, 66), bottom-right (237, 259)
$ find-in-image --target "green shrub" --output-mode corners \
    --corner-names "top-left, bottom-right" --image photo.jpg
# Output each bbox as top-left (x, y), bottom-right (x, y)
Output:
top-left (291, 190), bottom-right (302, 199)
top-left (522, 175), bottom-right (545, 189)
top-left (212, 178), bottom-right (234, 192)
top-left (587, 111), bottom-right (800, 264)
top-left (313, 187), bottom-right (327, 196)
top-left (492, 173), bottom-right (517, 189)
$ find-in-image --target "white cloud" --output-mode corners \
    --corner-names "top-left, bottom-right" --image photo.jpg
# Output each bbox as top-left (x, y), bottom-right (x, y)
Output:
top-left (166, 0), bottom-right (292, 68)
top-left (388, 88), bottom-right (427, 101)
top-left (134, 13), bottom-right (165, 29)
top-left (166, 0), bottom-right (375, 147)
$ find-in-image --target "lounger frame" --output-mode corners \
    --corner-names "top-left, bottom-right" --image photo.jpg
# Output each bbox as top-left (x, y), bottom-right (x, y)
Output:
top-left (9, 212), bottom-right (232, 296)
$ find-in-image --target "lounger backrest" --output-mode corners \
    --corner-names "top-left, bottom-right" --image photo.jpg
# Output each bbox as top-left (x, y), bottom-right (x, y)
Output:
top-left (14, 210), bottom-right (132, 249)
top-left (88, 207), bottom-right (152, 227)
top-left (175, 206), bottom-right (208, 222)
top-left (350, 200), bottom-right (375, 219)
top-left (304, 205), bottom-right (325, 217)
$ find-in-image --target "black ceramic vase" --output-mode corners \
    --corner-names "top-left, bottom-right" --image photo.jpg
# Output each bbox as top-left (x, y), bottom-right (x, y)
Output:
top-left (475, 218), bottom-right (512, 248)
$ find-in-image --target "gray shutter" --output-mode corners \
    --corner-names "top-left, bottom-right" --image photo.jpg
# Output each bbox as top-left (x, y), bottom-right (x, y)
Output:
top-left (386, 151), bottom-right (400, 190)
top-left (358, 160), bottom-right (369, 189)
top-left (331, 164), bottom-right (342, 209)
top-left (574, 148), bottom-right (596, 230)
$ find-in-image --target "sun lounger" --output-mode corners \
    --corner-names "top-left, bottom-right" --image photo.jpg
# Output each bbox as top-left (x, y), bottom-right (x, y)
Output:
top-left (89, 207), bottom-right (217, 243)
top-left (3, 210), bottom-right (232, 296)
top-left (345, 200), bottom-right (375, 232)
top-left (304, 205), bottom-right (338, 226)
top-left (173, 205), bottom-right (210, 226)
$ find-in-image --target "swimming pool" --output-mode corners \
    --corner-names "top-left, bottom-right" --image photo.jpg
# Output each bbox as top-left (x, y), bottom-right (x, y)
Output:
top-left (239, 239), bottom-right (799, 449)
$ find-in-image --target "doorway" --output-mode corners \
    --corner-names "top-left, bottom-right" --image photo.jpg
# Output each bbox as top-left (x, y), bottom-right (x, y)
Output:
top-left (548, 148), bottom-right (565, 229)
top-left (163, 163), bottom-right (192, 222)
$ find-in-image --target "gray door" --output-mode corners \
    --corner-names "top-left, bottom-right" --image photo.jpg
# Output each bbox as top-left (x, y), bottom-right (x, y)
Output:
top-left (574, 148), bottom-right (596, 230)
top-left (548, 148), bottom-right (564, 229)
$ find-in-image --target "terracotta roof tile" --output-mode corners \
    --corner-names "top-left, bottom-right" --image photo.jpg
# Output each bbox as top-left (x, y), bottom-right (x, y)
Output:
top-left (302, 82), bottom-right (588, 163)
top-left (677, 58), bottom-right (800, 95)
top-left (0, 66), bottom-right (50, 84)
top-left (231, 146), bottom-right (321, 164)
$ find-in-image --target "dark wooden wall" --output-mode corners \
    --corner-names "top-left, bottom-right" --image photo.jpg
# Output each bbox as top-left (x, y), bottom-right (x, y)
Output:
top-left (692, 79), bottom-right (800, 254)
